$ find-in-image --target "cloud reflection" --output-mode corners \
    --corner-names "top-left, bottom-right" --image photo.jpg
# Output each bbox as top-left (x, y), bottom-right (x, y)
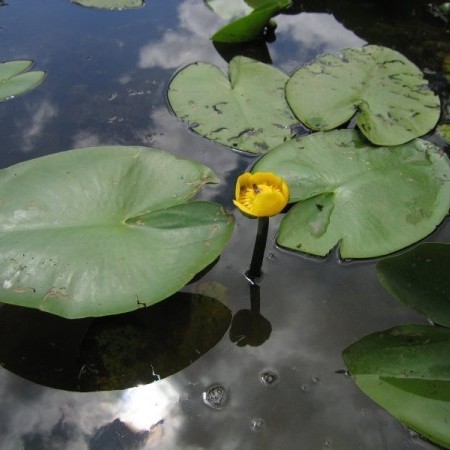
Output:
top-left (139, 0), bottom-right (223, 70)
top-left (273, 12), bottom-right (366, 70)
top-left (18, 100), bottom-right (58, 152)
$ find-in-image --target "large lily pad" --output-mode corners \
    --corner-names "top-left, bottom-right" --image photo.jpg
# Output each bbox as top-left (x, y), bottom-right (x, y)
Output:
top-left (212, 0), bottom-right (291, 43)
top-left (253, 129), bottom-right (450, 258)
top-left (168, 56), bottom-right (298, 154)
top-left (0, 146), bottom-right (234, 319)
top-left (71, 0), bottom-right (144, 9)
top-left (377, 243), bottom-right (450, 327)
top-left (286, 45), bottom-right (441, 146)
top-left (343, 325), bottom-right (450, 449)
top-left (0, 60), bottom-right (45, 102)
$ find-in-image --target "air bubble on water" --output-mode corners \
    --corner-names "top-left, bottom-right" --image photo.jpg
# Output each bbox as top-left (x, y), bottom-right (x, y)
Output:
top-left (323, 438), bottom-right (332, 448)
top-left (251, 418), bottom-right (265, 431)
top-left (260, 370), bottom-right (279, 386)
top-left (409, 430), bottom-right (419, 439)
top-left (267, 252), bottom-right (275, 260)
top-left (202, 384), bottom-right (228, 410)
top-left (311, 376), bottom-right (320, 384)
top-left (301, 384), bottom-right (309, 393)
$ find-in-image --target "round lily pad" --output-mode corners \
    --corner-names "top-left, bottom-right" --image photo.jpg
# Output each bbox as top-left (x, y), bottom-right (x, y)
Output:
top-left (253, 129), bottom-right (450, 259)
top-left (0, 146), bottom-right (234, 318)
top-left (286, 45), bottom-right (441, 146)
top-left (167, 56), bottom-right (298, 155)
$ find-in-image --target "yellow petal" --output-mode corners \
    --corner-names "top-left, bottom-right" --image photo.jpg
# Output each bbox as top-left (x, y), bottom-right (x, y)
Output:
top-left (252, 191), bottom-right (289, 217)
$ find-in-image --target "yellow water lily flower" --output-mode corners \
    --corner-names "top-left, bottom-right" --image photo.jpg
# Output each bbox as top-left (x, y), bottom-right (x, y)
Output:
top-left (233, 172), bottom-right (290, 218)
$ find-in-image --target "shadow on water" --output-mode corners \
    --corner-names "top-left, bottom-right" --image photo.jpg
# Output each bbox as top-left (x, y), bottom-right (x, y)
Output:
top-left (0, 292), bottom-right (231, 392)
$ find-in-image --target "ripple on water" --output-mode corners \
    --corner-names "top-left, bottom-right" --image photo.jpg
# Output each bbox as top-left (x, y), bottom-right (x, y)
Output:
top-left (260, 369), bottom-right (279, 386)
top-left (202, 384), bottom-right (229, 410)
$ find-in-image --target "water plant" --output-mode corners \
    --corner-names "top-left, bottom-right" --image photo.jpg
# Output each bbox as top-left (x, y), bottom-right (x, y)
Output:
top-left (0, 146), bottom-right (234, 318)
top-left (233, 171), bottom-right (289, 282)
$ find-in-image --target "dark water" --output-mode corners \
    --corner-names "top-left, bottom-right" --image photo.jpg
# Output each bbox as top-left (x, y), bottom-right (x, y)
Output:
top-left (0, 0), bottom-right (449, 449)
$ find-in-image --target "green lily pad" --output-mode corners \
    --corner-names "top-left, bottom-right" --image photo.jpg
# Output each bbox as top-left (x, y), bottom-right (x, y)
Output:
top-left (253, 129), bottom-right (450, 258)
top-left (437, 124), bottom-right (450, 142)
top-left (212, 0), bottom-right (290, 43)
top-left (0, 60), bottom-right (45, 102)
top-left (71, 0), bottom-right (144, 9)
top-left (377, 243), bottom-right (450, 327)
top-left (168, 56), bottom-right (298, 155)
top-left (286, 45), bottom-right (441, 146)
top-left (343, 325), bottom-right (450, 449)
top-left (0, 146), bottom-right (234, 319)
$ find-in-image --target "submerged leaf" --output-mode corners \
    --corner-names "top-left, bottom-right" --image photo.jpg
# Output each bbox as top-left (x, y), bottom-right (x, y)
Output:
top-left (343, 325), bottom-right (450, 449)
top-left (377, 243), bottom-right (450, 327)
top-left (253, 129), bottom-right (450, 258)
top-left (0, 146), bottom-right (234, 318)
top-left (0, 60), bottom-right (45, 101)
top-left (286, 45), bottom-right (441, 145)
top-left (71, 0), bottom-right (144, 9)
top-left (168, 56), bottom-right (298, 154)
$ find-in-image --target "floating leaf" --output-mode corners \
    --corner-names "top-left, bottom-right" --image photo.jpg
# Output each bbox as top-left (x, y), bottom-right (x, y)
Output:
top-left (0, 146), bottom-right (234, 319)
top-left (71, 0), bottom-right (144, 9)
top-left (437, 124), bottom-right (450, 142)
top-left (0, 293), bottom-right (231, 391)
top-left (253, 129), bottom-right (450, 258)
top-left (343, 325), bottom-right (450, 449)
top-left (212, 0), bottom-right (290, 43)
top-left (377, 243), bottom-right (450, 327)
top-left (168, 56), bottom-right (297, 154)
top-left (0, 60), bottom-right (45, 102)
top-left (286, 45), bottom-right (441, 146)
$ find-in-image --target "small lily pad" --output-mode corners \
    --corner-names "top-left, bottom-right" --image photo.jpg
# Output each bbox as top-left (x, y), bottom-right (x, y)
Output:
top-left (168, 56), bottom-right (298, 154)
top-left (253, 129), bottom-right (450, 259)
top-left (0, 60), bottom-right (45, 102)
top-left (286, 45), bottom-right (441, 146)
top-left (437, 124), bottom-right (450, 142)
top-left (71, 0), bottom-right (144, 9)
top-left (0, 146), bottom-right (234, 318)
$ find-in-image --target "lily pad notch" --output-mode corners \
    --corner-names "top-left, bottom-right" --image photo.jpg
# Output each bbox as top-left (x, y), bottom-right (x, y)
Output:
top-left (0, 146), bottom-right (235, 319)
top-left (167, 56), bottom-right (299, 155)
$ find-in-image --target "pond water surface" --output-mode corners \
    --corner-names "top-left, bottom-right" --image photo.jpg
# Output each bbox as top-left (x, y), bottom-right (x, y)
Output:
top-left (0, 1), bottom-right (449, 449)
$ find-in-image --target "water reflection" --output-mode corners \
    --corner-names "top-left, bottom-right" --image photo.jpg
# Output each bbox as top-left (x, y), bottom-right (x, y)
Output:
top-left (229, 284), bottom-right (272, 347)
top-left (0, 292), bottom-right (231, 391)
top-left (138, 0), bottom-right (224, 70)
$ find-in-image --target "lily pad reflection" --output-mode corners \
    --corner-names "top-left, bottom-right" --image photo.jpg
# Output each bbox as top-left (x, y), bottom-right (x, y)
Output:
top-left (0, 292), bottom-right (231, 391)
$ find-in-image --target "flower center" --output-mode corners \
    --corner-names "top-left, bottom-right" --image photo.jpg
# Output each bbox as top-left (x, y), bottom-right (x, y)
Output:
top-left (239, 183), bottom-right (281, 211)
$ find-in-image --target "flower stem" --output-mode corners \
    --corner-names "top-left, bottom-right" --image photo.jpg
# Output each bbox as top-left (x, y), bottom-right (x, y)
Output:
top-left (245, 217), bottom-right (269, 284)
